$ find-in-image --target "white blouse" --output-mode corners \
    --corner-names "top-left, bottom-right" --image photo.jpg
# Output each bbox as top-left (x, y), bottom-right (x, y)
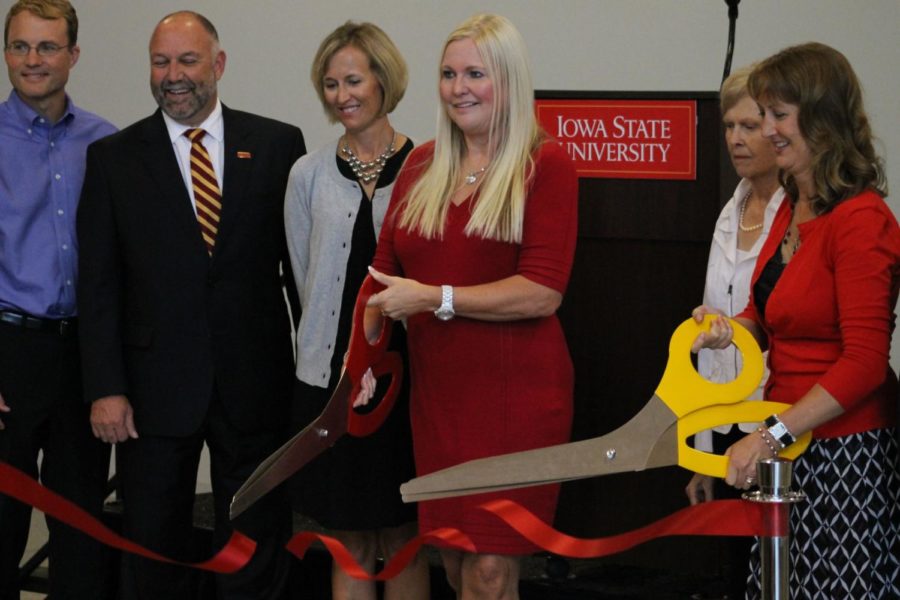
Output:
top-left (694, 178), bottom-right (785, 451)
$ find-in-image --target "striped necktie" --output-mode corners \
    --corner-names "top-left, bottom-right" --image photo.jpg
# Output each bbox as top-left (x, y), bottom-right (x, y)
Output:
top-left (185, 128), bottom-right (221, 254)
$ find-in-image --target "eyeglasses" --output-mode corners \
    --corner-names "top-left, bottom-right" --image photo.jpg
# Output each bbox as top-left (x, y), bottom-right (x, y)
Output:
top-left (4, 41), bottom-right (70, 57)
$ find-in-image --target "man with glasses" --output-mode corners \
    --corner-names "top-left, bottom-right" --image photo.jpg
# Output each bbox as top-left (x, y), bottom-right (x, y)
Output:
top-left (0, 1), bottom-right (116, 598)
top-left (78, 10), bottom-right (304, 599)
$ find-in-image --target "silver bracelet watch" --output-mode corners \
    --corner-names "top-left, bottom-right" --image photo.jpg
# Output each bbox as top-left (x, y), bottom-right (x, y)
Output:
top-left (434, 285), bottom-right (455, 321)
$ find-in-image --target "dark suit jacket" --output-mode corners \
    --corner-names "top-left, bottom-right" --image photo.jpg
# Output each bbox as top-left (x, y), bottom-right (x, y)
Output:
top-left (77, 106), bottom-right (305, 437)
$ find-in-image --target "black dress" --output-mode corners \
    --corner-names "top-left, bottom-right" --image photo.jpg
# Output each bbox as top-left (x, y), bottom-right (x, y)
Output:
top-left (290, 139), bottom-right (416, 530)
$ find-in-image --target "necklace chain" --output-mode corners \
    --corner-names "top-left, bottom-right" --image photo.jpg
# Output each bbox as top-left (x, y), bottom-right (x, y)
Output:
top-left (738, 189), bottom-right (763, 232)
top-left (464, 165), bottom-right (488, 185)
top-left (782, 227), bottom-right (801, 257)
top-left (782, 205), bottom-right (802, 258)
top-left (340, 131), bottom-right (396, 184)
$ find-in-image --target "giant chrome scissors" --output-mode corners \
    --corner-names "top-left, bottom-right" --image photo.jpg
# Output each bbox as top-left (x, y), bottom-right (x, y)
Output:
top-left (400, 316), bottom-right (811, 503)
top-left (231, 275), bottom-right (401, 519)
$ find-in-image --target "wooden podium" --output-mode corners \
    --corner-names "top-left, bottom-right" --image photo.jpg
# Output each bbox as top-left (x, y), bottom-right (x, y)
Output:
top-left (540, 90), bottom-right (739, 574)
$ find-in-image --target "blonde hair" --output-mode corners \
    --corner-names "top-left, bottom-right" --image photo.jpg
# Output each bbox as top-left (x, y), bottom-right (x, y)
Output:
top-left (310, 21), bottom-right (408, 125)
top-left (748, 42), bottom-right (886, 212)
top-left (399, 13), bottom-right (543, 243)
top-left (720, 64), bottom-right (755, 115)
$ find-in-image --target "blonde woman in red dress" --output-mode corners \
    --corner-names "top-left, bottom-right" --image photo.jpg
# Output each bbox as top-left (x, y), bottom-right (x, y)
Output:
top-left (364, 13), bottom-right (578, 600)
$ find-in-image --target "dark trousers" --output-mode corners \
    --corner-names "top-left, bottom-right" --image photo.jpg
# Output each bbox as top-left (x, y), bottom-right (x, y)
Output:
top-left (0, 323), bottom-right (113, 600)
top-left (117, 390), bottom-right (291, 600)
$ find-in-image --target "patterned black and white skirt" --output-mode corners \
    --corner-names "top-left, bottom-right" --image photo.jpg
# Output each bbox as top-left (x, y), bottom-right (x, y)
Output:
top-left (747, 428), bottom-right (900, 599)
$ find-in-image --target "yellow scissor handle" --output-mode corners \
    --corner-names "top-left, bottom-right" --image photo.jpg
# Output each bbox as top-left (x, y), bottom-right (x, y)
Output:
top-left (654, 315), bottom-right (764, 417)
top-left (677, 400), bottom-right (812, 477)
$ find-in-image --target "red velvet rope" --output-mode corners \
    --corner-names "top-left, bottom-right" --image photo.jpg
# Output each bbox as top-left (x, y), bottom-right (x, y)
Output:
top-left (1, 460), bottom-right (789, 578)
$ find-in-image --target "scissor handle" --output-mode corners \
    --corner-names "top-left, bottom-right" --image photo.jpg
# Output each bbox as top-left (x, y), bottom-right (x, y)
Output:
top-left (676, 400), bottom-right (812, 477)
top-left (655, 315), bottom-right (764, 417)
top-left (344, 274), bottom-right (403, 437)
top-left (345, 275), bottom-right (391, 378)
top-left (347, 351), bottom-right (403, 437)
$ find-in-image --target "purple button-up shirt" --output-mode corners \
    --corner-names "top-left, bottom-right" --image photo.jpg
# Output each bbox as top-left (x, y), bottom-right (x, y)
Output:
top-left (0, 91), bottom-right (116, 318)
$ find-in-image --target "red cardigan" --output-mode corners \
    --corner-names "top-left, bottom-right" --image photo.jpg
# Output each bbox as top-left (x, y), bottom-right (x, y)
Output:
top-left (739, 190), bottom-right (900, 438)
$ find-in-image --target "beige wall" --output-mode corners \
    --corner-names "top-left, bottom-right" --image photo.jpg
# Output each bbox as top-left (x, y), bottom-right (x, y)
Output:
top-left (4, 0), bottom-right (896, 200)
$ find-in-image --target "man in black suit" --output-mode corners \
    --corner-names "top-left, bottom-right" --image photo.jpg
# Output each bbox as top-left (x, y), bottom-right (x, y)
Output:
top-left (77, 11), bottom-right (305, 599)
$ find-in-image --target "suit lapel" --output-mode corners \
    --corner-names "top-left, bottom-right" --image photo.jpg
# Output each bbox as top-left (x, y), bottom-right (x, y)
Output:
top-left (139, 110), bottom-right (209, 257)
top-left (217, 105), bottom-right (253, 253)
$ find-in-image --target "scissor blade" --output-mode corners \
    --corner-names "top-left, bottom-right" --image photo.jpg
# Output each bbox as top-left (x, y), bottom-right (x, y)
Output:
top-left (400, 396), bottom-right (678, 503)
top-left (230, 376), bottom-right (352, 519)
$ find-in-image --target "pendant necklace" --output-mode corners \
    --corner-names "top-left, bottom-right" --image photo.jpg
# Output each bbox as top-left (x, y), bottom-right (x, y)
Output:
top-left (782, 216), bottom-right (801, 258)
top-left (464, 165), bottom-right (488, 185)
top-left (782, 197), bottom-right (813, 259)
top-left (341, 131), bottom-right (396, 184)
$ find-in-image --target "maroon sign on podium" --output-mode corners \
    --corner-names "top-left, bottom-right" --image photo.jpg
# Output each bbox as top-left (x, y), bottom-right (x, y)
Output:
top-left (535, 98), bottom-right (697, 180)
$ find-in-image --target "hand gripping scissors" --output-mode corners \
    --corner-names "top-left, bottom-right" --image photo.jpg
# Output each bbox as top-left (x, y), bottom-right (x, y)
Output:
top-left (230, 275), bottom-right (402, 519)
top-left (400, 316), bottom-right (811, 503)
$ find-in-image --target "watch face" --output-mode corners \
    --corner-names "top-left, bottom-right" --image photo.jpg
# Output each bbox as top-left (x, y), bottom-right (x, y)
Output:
top-left (435, 308), bottom-right (454, 321)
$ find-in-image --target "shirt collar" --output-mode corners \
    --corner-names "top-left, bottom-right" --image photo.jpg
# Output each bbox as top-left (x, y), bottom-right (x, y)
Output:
top-left (162, 99), bottom-right (224, 145)
top-left (7, 89), bottom-right (75, 127)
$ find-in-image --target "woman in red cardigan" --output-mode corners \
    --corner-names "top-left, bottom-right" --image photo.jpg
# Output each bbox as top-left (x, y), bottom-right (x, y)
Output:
top-left (692, 42), bottom-right (900, 598)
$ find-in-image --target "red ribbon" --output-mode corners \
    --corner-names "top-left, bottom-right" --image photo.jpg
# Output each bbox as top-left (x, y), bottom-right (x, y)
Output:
top-left (286, 527), bottom-right (475, 580)
top-left (0, 461), bottom-right (254, 573)
top-left (282, 499), bottom-right (784, 577)
top-left (2, 460), bottom-right (789, 578)
top-left (476, 498), bottom-right (785, 558)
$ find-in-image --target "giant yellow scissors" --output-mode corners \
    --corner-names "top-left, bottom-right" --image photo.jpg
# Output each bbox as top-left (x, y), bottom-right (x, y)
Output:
top-left (400, 316), bottom-right (811, 503)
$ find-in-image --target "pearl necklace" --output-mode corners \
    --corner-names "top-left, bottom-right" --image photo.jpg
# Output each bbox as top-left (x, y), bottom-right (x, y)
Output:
top-left (464, 166), bottom-right (488, 185)
top-left (738, 189), bottom-right (763, 232)
top-left (340, 132), bottom-right (396, 184)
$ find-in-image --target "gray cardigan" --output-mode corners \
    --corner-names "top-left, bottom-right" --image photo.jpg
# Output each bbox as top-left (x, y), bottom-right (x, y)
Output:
top-left (284, 138), bottom-right (399, 387)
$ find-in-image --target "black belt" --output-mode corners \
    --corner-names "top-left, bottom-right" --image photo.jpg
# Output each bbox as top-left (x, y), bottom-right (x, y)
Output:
top-left (0, 310), bottom-right (77, 337)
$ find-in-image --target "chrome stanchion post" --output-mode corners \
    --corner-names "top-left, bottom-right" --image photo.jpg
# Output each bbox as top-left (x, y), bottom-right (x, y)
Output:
top-left (744, 457), bottom-right (805, 600)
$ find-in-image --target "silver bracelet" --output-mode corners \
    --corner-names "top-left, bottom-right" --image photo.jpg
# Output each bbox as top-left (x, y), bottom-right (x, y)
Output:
top-left (756, 426), bottom-right (779, 457)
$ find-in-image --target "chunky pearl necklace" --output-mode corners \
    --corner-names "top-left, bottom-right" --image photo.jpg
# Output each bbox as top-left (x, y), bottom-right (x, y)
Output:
top-left (738, 189), bottom-right (763, 232)
top-left (340, 132), bottom-right (396, 184)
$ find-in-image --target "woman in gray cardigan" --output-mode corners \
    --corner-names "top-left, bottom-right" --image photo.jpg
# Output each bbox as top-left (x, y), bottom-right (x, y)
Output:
top-left (283, 22), bottom-right (426, 600)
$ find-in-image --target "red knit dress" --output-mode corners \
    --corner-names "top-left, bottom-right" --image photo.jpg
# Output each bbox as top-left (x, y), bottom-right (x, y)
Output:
top-left (372, 140), bottom-right (578, 553)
